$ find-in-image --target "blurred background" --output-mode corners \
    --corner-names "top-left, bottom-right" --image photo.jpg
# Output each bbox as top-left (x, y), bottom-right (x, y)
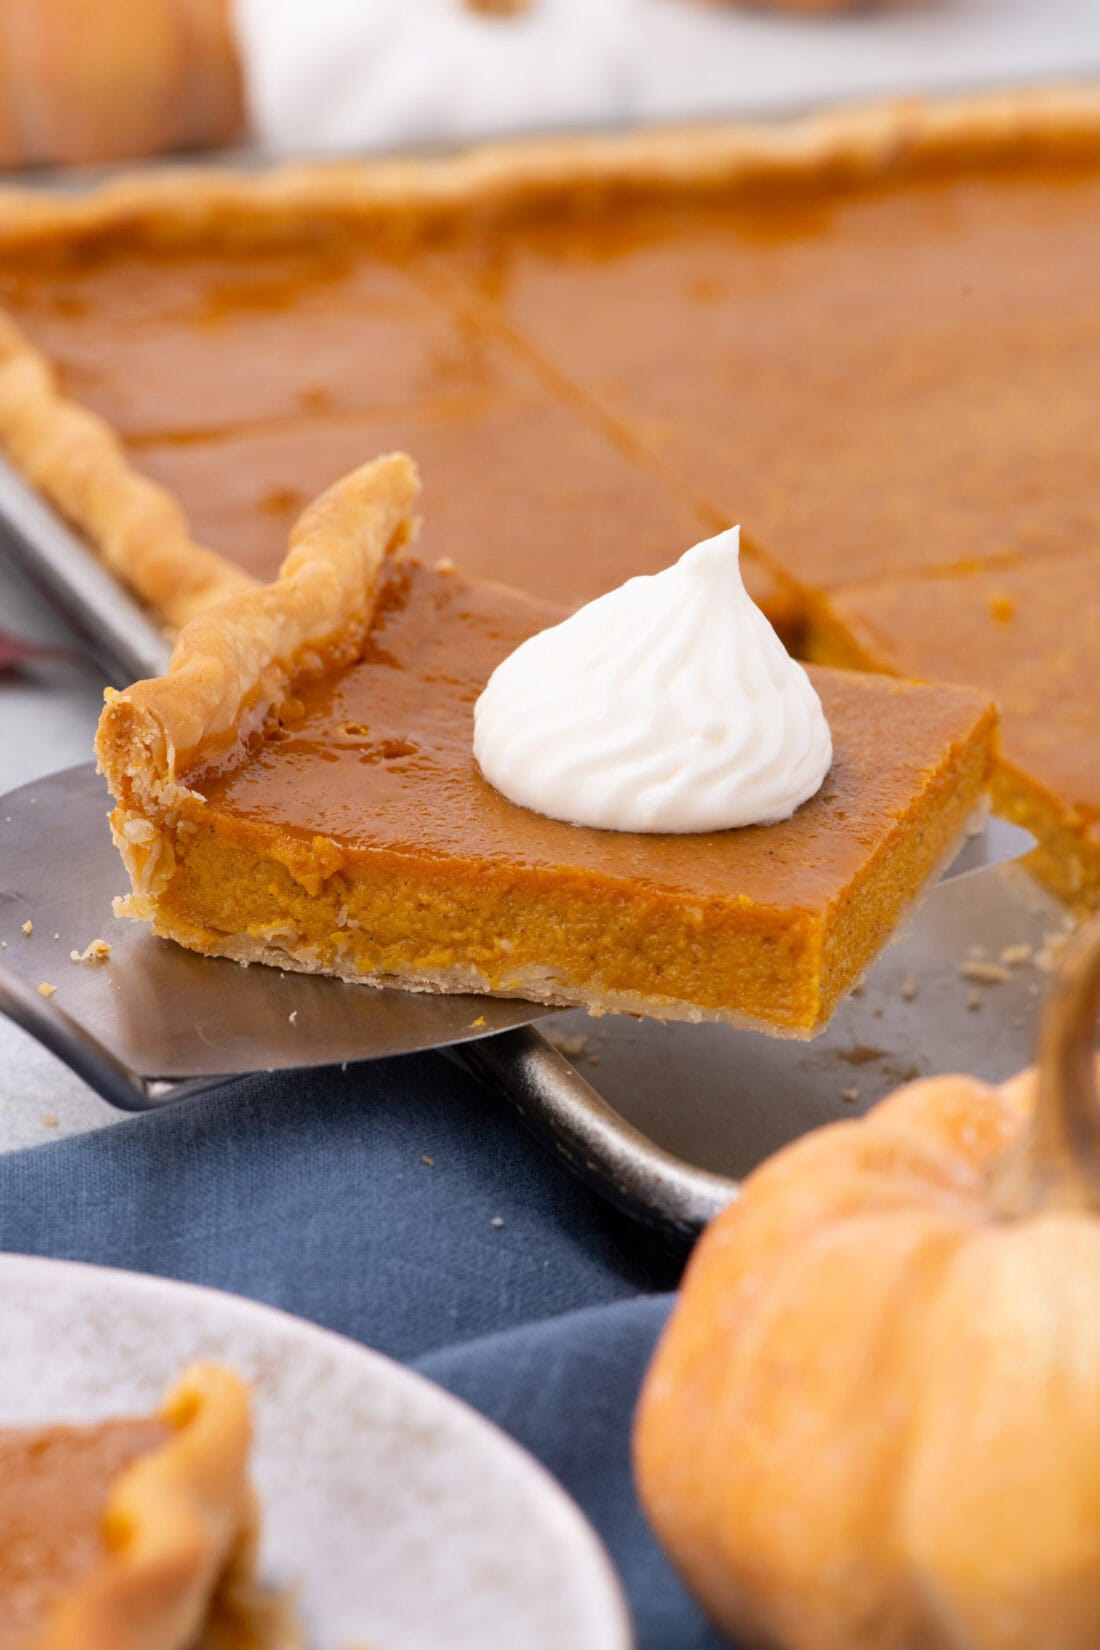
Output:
top-left (0, 0), bottom-right (1097, 173)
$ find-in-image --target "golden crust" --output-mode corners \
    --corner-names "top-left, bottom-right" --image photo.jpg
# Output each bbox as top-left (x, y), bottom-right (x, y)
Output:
top-left (41, 1364), bottom-right (259, 1650)
top-left (0, 83), bottom-right (1099, 250)
top-left (95, 453), bottom-right (418, 906)
top-left (0, 314), bottom-right (253, 631)
top-left (0, 84), bottom-right (1099, 630)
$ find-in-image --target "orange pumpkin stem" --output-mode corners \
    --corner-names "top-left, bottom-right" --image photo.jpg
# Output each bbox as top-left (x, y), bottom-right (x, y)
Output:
top-left (990, 914), bottom-right (1100, 1217)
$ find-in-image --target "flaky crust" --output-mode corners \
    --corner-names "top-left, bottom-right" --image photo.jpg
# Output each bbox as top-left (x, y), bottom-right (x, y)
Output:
top-left (0, 314), bottom-right (254, 630)
top-left (96, 453), bottom-right (418, 905)
top-left (1, 83), bottom-right (1099, 250)
top-left (42, 1364), bottom-right (263, 1650)
top-left (0, 84), bottom-right (1099, 629)
top-left (122, 926), bottom-right (845, 1038)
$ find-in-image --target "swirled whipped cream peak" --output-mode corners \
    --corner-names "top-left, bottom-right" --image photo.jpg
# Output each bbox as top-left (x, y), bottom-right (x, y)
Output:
top-left (473, 527), bottom-right (833, 833)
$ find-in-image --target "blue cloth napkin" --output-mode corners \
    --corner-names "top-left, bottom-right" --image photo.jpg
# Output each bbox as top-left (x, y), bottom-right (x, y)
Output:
top-left (0, 1052), bottom-right (726, 1649)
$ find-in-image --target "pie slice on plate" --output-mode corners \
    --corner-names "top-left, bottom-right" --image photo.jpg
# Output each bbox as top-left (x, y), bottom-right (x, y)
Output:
top-left (0, 1363), bottom-right (294, 1650)
top-left (96, 455), bottom-right (996, 1037)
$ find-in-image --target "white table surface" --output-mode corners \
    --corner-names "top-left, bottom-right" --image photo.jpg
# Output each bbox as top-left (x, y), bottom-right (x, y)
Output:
top-left (1, 0), bottom-right (1098, 1151)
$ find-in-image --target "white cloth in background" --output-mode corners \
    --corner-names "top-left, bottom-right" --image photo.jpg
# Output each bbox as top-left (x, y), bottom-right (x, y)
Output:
top-left (233, 0), bottom-right (1100, 157)
top-left (234, 0), bottom-right (642, 154)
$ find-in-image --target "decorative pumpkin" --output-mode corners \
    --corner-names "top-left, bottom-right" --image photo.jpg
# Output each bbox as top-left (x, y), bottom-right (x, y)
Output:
top-left (0, 0), bottom-right (243, 168)
top-left (635, 915), bottom-right (1100, 1650)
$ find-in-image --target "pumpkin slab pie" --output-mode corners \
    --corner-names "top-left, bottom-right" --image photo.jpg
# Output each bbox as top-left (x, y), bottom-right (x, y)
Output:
top-left (0, 86), bottom-right (1098, 904)
top-left (96, 456), bottom-right (996, 1037)
top-left (0, 1363), bottom-right (295, 1650)
top-left (0, 89), bottom-right (1096, 912)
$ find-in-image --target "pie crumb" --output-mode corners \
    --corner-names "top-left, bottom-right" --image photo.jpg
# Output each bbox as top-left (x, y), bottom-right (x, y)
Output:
top-left (959, 960), bottom-right (1012, 985)
top-left (490, 1215), bottom-right (505, 1228)
top-left (38, 982), bottom-right (57, 998)
top-left (466, 0), bottom-right (531, 14)
top-left (469, 1015), bottom-right (487, 1028)
top-left (21, 920), bottom-right (32, 936)
top-left (900, 972), bottom-right (919, 1001)
top-left (967, 987), bottom-right (983, 1012)
top-left (841, 1086), bottom-right (859, 1104)
top-left (42, 1115), bottom-right (58, 1128)
top-left (988, 593), bottom-right (1016, 623)
top-left (548, 1033), bottom-right (587, 1060)
top-left (1036, 930), bottom-right (1071, 972)
top-left (70, 939), bottom-right (111, 965)
top-left (999, 943), bottom-right (1032, 967)
top-left (288, 1009), bottom-right (298, 1024)
top-left (421, 1155), bottom-right (434, 1167)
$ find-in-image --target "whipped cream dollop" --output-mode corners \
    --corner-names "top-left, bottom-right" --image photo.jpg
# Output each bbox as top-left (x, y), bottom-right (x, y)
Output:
top-left (473, 527), bottom-right (832, 833)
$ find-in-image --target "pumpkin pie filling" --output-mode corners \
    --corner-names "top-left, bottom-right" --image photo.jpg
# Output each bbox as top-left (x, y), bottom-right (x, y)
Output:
top-left (97, 458), bottom-right (997, 1036)
top-left (809, 552), bottom-right (1100, 908)
top-left (4, 90), bottom-right (1098, 902)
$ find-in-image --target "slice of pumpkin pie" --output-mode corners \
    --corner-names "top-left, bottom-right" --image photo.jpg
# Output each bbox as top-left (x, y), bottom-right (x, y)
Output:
top-left (0, 1364), bottom-right (291, 1650)
top-left (96, 454), bottom-right (997, 1037)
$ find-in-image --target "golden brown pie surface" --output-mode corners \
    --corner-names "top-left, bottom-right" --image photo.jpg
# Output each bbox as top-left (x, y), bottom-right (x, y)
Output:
top-left (196, 559), bottom-right (983, 909)
top-left (810, 552), bottom-right (1100, 907)
top-left (97, 458), bottom-right (997, 1035)
top-left (447, 158), bottom-right (1100, 595)
top-left (2, 147), bottom-right (1098, 600)
top-left (3, 89), bottom-right (1099, 902)
top-left (0, 234), bottom-right (729, 610)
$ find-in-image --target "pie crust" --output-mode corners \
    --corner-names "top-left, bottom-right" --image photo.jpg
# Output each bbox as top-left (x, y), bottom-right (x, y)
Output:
top-left (97, 451), bottom-right (418, 884)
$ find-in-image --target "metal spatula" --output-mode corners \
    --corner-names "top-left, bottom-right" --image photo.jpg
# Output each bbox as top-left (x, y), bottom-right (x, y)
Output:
top-left (0, 764), bottom-right (1034, 1237)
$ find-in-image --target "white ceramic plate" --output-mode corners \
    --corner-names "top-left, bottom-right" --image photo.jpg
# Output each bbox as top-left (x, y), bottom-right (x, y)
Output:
top-left (0, 1254), bottom-right (632, 1650)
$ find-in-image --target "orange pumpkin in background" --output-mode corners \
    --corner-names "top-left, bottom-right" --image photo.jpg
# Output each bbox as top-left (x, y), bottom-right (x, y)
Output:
top-left (0, 0), bottom-right (243, 168)
top-left (636, 915), bottom-right (1100, 1650)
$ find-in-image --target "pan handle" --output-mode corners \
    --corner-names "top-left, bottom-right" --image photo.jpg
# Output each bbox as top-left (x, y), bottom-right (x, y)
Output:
top-left (451, 1023), bottom-right (737, 1242)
